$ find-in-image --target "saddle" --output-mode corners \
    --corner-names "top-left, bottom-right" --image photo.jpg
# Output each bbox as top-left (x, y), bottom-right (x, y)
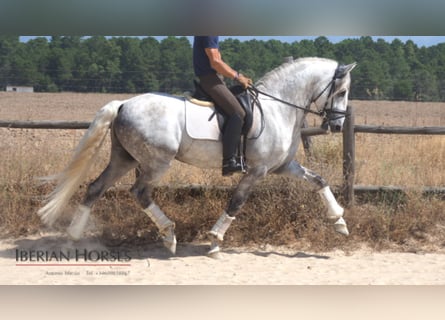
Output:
top-left (187, 80), bottom-right (257, 169)
top-left (190, 80), bottom-right (254, 136)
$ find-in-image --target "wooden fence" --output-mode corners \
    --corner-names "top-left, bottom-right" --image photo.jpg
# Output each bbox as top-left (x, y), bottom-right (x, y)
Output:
top-left (2, 107), bottom-right (445, 206)
top-left (0, 120), bottom-right (90, 129)
top-left (341, 106), bottom-right (445, 206)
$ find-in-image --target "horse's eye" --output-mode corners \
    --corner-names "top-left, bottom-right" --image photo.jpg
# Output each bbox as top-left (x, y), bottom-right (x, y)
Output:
top-left (337, 91), bottom-right (346, 98)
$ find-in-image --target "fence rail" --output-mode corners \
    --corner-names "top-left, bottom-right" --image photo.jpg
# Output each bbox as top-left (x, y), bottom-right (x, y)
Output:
top-left (353, 185), bottom-right (445, 197)
top-left (355, 125), bottom-right (445, 135)
top-left (0, 120), bottom-right (90, 129)
top-left (2, 107), bottom-right (445, 206)
top-left (0, 120), bottom-right (328, 135)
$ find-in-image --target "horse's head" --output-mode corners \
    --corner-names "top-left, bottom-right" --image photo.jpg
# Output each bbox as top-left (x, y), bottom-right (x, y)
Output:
top-left (316, 62), bottom-right (357, 132)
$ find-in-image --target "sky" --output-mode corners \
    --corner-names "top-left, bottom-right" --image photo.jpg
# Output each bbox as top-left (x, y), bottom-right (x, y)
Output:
top-left (219, 36), bottom-right (445, 48)
top-left (19, 36), bottom-right (445, 48)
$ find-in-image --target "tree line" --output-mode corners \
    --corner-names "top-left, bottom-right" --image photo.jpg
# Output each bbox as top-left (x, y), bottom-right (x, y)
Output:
top-left (1, 35), bottom-right (445, 101)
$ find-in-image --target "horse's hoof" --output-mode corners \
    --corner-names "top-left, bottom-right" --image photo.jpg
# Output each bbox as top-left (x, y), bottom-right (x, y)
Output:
top-left (207, 234), bottom-right (223, 259)
top-left (162, 227), bottom-right (177, 255)
top-left (66, 205), bottom-right (90, 240)
top-left (163, 236), bottom-right (177, 255)
top-left (207, 245), bottom-right (222, 259)
top-left (208, 251), bottom-right (222, 260)
top-left (163, 238), bottom-right (176, 255)
top-left (66, 229), bottom-right (82, 241)
top-left (334, 217), bottom-right (349, 236)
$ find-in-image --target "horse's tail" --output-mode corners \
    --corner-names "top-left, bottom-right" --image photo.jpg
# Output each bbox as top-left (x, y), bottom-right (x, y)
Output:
top-left (37, 100), bottom-right (123, 226)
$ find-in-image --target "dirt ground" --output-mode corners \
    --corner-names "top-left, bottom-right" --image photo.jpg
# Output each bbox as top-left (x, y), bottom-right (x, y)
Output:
top-left (2, 232), bottom-right (445, 285)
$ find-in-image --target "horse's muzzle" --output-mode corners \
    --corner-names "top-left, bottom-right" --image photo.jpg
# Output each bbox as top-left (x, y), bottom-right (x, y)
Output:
top-left (330, 124), bottom-right (343, 132)
top-left (328, 118), bottom-right (345, 133)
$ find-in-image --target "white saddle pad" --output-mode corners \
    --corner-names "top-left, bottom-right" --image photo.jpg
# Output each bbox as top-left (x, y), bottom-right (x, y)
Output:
top-left (185, 99), bottom-right (221, 141)
top-left (184, 96), bottom-right (261, 141)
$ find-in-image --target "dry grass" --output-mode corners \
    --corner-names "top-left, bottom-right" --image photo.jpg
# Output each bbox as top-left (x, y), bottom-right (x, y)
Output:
top-left (1, 93), bottom-right (445, 252)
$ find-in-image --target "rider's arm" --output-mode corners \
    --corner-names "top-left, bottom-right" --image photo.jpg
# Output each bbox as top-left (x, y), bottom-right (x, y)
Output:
top-left (205, 47), bottom-right (237, 79)
top-left (205, 48), bottom-right (252, 88)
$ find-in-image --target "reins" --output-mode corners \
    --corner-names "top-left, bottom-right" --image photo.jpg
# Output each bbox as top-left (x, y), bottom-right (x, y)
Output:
top-left (248, 65), bottom-right (350, 120)
top-left (248, 85), bottom-right (324, 117)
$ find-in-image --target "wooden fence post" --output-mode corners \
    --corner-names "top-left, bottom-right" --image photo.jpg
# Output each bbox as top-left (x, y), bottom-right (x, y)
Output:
top-left (342, 105), bottom-right (355, 207)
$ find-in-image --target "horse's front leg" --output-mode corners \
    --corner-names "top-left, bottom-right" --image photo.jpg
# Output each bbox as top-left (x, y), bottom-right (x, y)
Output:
top-left (278, 160), bottom-right (349, 236)
top-left (208, 166), bottom-right (267, 258)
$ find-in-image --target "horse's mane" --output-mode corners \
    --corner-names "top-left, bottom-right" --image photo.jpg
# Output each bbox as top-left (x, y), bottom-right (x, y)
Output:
top-left (256, 57), bottom-right (336, 87)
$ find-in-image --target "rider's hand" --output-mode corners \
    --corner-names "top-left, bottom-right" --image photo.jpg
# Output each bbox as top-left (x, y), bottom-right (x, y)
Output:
top-left (236, 74), bottom-right (253, 89)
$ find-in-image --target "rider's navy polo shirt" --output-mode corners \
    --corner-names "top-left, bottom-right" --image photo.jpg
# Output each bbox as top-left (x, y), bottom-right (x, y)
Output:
top-left (193, 36), bottom-right (219, 77)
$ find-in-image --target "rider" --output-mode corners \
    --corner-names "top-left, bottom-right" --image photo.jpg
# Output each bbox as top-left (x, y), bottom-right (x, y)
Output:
top-left (192, 36), bottom-right (253, 176)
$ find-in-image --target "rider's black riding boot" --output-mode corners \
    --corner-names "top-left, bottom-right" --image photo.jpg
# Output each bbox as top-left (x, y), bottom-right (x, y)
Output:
top-left (222, 114), bottom-right (246, 176)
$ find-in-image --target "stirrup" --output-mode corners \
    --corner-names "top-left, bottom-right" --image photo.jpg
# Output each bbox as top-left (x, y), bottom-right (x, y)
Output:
top-left (222, 156), bottom-right (247, 176)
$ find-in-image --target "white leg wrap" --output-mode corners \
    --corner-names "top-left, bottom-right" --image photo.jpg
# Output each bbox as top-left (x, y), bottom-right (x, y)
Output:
top-left (144, 203), bottom-right (176, 254)
top-left (67, 205), bottom-right (91, 240)
top-left (144, 203), bottom-right (175, 233)
top-left (209, 211), bottom-right (235, 241)
top-left (318, 186), bottom-right (344, 220)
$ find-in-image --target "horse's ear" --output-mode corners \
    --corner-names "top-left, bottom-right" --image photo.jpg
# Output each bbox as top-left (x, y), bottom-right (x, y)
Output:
top-left (335, 62), bottom-right (357, 79)
top-left (345, 62), bottom-right (357, 73)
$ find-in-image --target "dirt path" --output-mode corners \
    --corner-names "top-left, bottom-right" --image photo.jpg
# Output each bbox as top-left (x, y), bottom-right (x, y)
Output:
top-left (2, 233), bottom-right (445, 285)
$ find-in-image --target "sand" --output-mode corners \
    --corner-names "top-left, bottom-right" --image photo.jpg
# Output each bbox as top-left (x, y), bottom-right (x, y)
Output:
top-left (2, 232), bottom-right (445, 285)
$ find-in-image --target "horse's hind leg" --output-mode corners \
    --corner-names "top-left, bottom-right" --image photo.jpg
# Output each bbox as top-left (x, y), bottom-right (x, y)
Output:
top-left (130, 163), bottom-right (176, 254)
top-left (67, 136), bottom-right (138, 240)
top-left (278, 160), bottom-right (349, 235)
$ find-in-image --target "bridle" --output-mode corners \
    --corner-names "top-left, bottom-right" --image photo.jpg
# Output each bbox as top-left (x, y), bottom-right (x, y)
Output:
top-left (248, 64), bottom-right (349, 123)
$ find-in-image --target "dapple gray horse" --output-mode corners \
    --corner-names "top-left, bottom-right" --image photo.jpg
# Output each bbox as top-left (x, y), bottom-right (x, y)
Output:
top-left (38, 57), bottom-right (356, 257)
